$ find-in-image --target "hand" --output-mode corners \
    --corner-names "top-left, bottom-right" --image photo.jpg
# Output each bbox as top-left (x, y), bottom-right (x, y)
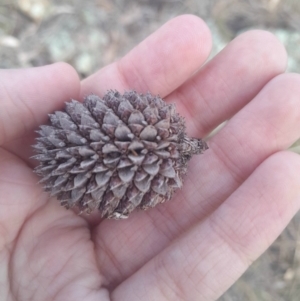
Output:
top-left (1, 15), bottom-right (300, 301)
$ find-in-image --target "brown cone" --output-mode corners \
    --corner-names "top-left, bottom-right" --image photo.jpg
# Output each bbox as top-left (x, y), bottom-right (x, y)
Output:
top-left (32, 90), bottom-right (208, 219)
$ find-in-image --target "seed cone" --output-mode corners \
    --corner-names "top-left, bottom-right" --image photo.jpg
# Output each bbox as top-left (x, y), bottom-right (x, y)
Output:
top-left (33, 90), bottom-right (208, 219)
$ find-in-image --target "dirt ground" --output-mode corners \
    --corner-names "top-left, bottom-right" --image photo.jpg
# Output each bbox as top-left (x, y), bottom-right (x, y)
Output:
top-left (1, 0), bottom-right (300, 300)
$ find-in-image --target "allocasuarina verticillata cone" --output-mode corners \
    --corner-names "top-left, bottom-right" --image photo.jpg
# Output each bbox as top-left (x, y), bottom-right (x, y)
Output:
top-left (33, 90), bottom-right (208, 219)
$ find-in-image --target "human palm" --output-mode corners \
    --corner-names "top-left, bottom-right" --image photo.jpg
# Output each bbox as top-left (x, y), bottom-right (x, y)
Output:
top-left (1, 15), bottom-right (300, 301)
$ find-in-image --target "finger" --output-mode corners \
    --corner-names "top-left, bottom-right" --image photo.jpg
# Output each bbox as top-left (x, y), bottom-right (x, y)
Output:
top-left (112, 151), bottom-right (300, 301)
top-left (158, 73), bottom-right (300, 246)
top-left (94, 73), bottom-right (300, 287)
top-left (167, 30), bottom-right (287, 136)
top-left (1, 63), bottom-right (80, 161)
top-left (81, 15), bottom-right (211, 97)
top-left (78, 14), bottom-right (210, 223)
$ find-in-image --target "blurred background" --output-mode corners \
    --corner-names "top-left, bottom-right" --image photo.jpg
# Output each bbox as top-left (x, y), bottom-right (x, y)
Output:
top-left (0, 0), bottom-right (300, 299)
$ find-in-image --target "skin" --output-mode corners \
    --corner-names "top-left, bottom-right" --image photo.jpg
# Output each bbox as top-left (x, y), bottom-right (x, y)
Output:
top-left (0, 14), bottom-right (300, 301)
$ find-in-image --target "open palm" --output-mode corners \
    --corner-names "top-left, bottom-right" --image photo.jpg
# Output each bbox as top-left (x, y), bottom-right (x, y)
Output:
top-left (1, 15), bottom-right (300, 301)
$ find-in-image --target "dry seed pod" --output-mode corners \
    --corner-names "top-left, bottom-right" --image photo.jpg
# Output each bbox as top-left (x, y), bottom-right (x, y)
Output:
top-left (33, 90), bottom-right (208, 219)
